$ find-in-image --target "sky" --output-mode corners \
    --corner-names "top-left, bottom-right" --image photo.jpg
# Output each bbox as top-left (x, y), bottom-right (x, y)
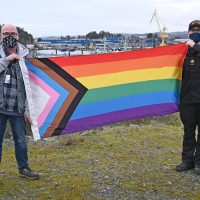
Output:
top-left (0, 0), bottom-right (200, 37)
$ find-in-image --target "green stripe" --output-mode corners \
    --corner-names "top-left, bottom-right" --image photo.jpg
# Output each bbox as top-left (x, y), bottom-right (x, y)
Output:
top-left (80, 79), bottom-right (180, 104)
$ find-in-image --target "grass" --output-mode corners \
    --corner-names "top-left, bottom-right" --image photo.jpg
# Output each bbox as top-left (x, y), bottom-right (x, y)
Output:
top-left (0, 113), bottom-right (200, 199)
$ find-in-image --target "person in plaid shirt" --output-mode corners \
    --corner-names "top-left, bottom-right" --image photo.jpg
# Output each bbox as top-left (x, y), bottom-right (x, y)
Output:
top-left (0, 24), bottom-right (39, 180)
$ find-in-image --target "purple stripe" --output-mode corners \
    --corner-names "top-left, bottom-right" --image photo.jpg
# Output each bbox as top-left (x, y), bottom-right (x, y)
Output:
top-left (62, 103), bottom-right (179, 134)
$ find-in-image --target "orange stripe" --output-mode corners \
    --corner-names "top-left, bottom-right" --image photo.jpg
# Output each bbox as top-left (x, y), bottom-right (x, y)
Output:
top-left (62, 54), bottom-right (184, 78)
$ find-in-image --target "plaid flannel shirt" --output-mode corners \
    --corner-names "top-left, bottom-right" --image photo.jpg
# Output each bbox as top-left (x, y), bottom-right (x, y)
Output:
top-left (3, 61), bottom-right (18, 112)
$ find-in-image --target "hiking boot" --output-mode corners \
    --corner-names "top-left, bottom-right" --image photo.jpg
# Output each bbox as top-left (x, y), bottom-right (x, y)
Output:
top-left (175, 162), bottom-right (194, 172)
top-left (194, 167), bottom-right (200, 175)
top-left (19, 167), bottom-right (39, 180)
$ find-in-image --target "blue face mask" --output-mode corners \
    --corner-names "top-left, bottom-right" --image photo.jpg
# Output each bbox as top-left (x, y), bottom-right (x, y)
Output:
top-left (189, 32), bottom-right (200, 43)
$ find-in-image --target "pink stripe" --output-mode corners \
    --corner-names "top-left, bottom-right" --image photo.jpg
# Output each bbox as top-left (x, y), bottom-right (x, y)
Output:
top-left (28, 71), bottom-right (59, 127)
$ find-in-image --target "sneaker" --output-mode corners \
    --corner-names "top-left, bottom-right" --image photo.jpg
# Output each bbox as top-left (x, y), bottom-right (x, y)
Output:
top-left (175, 162), bottom-right (194, 172)
top-left (19, 167), bottom-right (40, 180)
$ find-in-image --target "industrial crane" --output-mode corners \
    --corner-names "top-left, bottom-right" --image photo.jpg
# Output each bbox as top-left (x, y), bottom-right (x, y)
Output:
top-left (150, 10), bottom-right (168, 46)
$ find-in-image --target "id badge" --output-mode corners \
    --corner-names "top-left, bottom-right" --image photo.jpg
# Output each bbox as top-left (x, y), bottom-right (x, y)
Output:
top-left (4, 75), bottom-right (11, 84)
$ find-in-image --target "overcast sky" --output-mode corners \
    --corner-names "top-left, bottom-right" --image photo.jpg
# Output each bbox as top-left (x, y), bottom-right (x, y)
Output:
top-left (0, 0), bottom-right (199, 37)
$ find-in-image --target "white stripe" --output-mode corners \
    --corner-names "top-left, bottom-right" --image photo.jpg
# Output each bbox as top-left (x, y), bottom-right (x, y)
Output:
top-left (19, 59), bottom-right (40, 140)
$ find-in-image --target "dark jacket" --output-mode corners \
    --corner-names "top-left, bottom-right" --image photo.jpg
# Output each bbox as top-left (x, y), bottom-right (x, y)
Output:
top-left (180, 43), bottom-right (200, 104)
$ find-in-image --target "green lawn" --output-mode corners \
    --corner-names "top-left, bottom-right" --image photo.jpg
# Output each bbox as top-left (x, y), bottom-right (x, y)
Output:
top-left (0, 114), bottom-right (199, 200)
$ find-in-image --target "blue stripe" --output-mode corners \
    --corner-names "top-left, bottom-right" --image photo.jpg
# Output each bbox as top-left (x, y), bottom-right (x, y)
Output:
top-left (70, 91), bottom-right (179, 120)
top-left (25, 61), bottom-right (69, 137)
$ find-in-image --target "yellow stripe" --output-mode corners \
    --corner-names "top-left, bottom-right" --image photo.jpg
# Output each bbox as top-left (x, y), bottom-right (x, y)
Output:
top-left (77, 66), bottom-right (182, 89)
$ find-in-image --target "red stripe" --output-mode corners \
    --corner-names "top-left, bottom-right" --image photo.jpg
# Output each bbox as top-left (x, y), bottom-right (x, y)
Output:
top-left (49, 43), bottom-right (187, 66)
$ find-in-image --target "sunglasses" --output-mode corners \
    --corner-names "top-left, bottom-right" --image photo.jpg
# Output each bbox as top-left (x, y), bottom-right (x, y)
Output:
top-left (2, 32), bottom-right (17, 36)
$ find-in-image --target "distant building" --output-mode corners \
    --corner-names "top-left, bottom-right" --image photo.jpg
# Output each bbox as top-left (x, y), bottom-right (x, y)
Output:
top-left (37, 39), bottom-right (89, 48)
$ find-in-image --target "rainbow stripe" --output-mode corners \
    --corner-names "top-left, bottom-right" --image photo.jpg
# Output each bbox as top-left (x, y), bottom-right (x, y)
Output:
top-left (26, 58), bottom-right (87, 138)
top-left (45, 43), bottom-right (187, 134)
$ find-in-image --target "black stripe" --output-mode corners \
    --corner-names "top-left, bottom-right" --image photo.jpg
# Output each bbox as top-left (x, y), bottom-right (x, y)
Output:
top-left (38, 58), bottom-right (88, 136)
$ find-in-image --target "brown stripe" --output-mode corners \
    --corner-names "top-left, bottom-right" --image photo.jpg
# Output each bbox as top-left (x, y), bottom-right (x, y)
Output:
top-left (28, 58), bottom-right (78, 137)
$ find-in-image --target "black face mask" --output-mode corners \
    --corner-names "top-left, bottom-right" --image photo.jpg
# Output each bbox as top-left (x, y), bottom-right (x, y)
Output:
top-left (3, 36), bottom-right (17, 48)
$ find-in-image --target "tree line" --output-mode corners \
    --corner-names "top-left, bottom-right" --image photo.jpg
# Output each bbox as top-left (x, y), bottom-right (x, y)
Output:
top-left (59, 31), bottom-right (124, 40)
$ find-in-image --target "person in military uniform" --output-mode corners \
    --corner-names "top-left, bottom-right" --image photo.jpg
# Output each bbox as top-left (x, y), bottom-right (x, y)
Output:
top-left (176, 20), bottom-right (200, 175)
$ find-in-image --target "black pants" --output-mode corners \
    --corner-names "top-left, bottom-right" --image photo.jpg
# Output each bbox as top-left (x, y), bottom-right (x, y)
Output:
top-left (180, 103), bottom-right (200, 166)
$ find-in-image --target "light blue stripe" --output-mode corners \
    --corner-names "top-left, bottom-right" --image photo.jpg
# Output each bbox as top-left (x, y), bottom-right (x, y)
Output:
top-left (70, 91), bottom-right (179, 120)
top-left (26, 61), bottom-right (69, 137)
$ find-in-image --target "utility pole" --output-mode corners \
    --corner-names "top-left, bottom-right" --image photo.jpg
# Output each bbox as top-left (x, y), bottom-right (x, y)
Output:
top-left (124, 34), bottom-right (127, 51)
top-left (103, 36), bottom-right (106, 52)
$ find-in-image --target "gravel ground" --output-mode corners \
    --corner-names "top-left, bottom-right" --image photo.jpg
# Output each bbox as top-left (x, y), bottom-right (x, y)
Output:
top-left (0, 114), bottom-right (200, 200)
